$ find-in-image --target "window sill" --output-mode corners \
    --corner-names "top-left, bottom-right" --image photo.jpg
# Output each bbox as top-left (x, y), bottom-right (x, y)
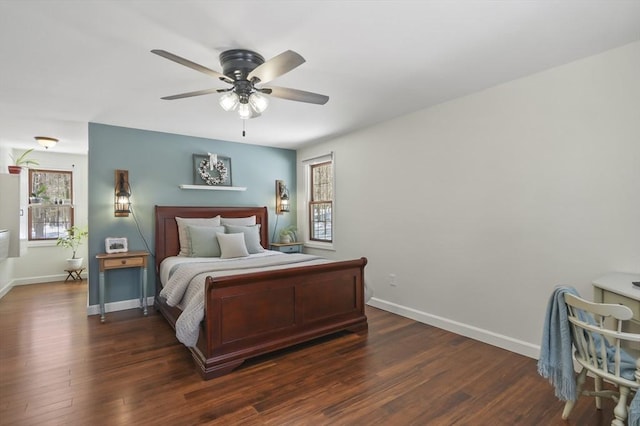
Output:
top-left (304, 242), bottom-right (335, 252)
top-left (28, 240), bottom-right (58, 248)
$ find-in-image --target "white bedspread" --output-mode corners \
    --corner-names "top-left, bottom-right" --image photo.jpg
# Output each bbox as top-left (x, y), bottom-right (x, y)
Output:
top-left (159, 252), bottom-right (330, 347)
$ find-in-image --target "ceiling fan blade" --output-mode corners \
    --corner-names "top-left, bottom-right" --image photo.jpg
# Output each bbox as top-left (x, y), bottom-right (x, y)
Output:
top-left (248, 50), bottom-right (305, 84)
top-left (160, 88), bottom-right (221, 100)
top-left (264, 86), bottom-right (329, 105)
top-left (151, 49), bottom-right (233, 84)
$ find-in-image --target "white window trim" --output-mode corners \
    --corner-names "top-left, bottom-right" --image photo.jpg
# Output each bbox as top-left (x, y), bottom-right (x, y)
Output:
top-left (28, 239), bottom-right (58, 248)
top-left (28, 166), bottom-right (75, 241)
top-left (301, 152), bottom-right (335, 251)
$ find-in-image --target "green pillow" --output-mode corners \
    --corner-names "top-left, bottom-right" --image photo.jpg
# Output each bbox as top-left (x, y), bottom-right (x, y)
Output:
top-left (187, 225), bottom-right (225, 257)
top-left (224, 224), bottom-right (264, 254)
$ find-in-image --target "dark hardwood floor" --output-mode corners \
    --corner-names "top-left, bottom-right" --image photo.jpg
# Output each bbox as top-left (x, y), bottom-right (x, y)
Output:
top-left (0, 281), bottom-right (615, 425)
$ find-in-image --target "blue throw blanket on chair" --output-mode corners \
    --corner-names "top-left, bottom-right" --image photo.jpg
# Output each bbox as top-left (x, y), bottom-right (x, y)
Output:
top-left (632, 394), bottom-right (640, 426)
top-left (538, 286), bottom-right (579, 401)
top-left (537, 285), bottom-right (640, 425)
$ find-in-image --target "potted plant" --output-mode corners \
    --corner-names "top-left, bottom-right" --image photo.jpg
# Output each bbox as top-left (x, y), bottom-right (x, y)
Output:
top-left (56, 226), bottom-right (88, 269)
top-left (279, 225), bottom-right (297, 244)
top-left (8, 148), bottom-right (39, 174)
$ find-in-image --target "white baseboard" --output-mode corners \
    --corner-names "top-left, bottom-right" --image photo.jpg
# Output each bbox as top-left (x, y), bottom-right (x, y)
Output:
top-left (11, 273), bottom-right (87, 286)
top-left (0, 273), bottom-right (88, 300)
top-left (367, 297), bottom-right (540, 360)
top-left (87, 296), bottom-right (155, 316)
top-left (0, 281), bottom-right (13, 299)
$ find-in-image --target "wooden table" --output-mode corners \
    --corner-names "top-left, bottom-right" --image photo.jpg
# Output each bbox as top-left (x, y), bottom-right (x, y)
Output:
top-left (95, 250), bottom-right (149, 323)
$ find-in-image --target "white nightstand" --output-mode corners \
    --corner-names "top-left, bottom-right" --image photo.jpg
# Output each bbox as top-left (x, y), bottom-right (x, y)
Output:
top-left (270, 242), bottom-right (304, 254)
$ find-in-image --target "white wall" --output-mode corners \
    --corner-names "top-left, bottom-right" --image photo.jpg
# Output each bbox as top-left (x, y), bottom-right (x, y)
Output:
top-left (0, 256), bottom-right (13, 298)
top-left (0, 150), bottom-right (88, 294)
top-left (0, 146), bottom-right (15, 296)
top-left (298, 41), bottom-right (640, 358)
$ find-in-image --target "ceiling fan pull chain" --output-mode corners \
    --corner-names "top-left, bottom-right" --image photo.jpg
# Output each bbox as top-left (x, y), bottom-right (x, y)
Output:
top-left (242, 120), bottom-right (246, 137)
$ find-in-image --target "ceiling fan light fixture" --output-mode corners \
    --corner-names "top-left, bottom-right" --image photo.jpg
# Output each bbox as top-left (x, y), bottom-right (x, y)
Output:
top-left (153, 48), bottom-right (329, 121)
top-left (248, 92), bottom-right (269, 114)
top-left (35, 136), bottom-right (58, 149)
top-left (237, 102), bottom-right (253, 120)
top-left (219, 91), bottom-right (239, 111)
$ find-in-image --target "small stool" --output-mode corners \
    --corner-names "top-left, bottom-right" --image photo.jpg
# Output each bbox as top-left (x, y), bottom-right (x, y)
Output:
top-left (65, 267), bottom-right (85, 282)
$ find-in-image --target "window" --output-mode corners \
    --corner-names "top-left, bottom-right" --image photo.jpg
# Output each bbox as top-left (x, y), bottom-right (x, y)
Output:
top-left (28, 169), bottom-right (74, 240)
top-left (309, 160), bottom-right (333, 243)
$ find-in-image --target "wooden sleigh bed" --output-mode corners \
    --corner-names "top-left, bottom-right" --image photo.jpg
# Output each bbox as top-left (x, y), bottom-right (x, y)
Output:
top-left (154, 205), bottom-right (368, 379)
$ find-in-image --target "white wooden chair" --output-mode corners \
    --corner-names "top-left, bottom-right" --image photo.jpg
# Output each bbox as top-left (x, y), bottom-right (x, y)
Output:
top-left (563, 293), bottom-right (640, 426)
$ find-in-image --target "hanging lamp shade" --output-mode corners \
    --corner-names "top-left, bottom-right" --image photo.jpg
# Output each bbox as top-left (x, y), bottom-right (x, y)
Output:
top-left (35, 136), bottom-right (58, 149)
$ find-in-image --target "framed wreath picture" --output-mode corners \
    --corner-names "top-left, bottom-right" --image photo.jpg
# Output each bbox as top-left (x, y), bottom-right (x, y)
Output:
top-left (193, 154), bottom-right (232, 186)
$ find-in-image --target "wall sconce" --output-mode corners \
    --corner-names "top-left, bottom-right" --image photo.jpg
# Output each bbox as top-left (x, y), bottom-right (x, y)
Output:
top-left (275, 180), bottom-right (290, 215)
top-left (35, 136), bottom-right (58, 149)
top-left (114, 170), bottom-right (131, 217)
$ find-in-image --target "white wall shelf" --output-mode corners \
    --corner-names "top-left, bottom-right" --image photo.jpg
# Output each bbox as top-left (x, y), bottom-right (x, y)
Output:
top-left (179, 184), bottom-right (247, 192)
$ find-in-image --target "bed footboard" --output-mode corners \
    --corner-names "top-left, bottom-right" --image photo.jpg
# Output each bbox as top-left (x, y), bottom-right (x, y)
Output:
top-left (192, 257), bottom-right (368, 379)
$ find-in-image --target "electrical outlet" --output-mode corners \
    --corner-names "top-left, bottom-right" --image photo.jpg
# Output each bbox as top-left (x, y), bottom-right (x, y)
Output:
top-left (389, 273), bottom-right (397, 287)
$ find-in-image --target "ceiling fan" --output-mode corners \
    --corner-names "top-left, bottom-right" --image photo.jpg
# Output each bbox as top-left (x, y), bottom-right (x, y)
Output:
top-left (151, 48), bottom-right (329, 119)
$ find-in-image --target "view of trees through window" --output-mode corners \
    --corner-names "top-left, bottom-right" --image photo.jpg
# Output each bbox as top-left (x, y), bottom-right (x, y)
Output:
top-left (29, 169), bottom-right (73, 240)
top-left (310, 161), bottom-right (333, 242)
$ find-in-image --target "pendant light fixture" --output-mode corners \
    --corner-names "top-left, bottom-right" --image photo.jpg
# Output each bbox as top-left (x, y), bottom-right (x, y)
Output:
top-left (35, 136), bottom-right (58, 149)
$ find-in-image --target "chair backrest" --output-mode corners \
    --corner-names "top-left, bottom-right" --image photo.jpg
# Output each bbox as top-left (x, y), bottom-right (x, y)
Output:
top-left (564, 293), bottom-right (640, 388)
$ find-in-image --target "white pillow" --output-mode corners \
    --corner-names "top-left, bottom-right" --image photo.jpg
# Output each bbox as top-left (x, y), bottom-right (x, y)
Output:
top-left (220, 216), bottom-right (256, 226)
top-left (175, 216), bottom-right (221, 256)
top-left (217, 232), bottom-right (250, 259)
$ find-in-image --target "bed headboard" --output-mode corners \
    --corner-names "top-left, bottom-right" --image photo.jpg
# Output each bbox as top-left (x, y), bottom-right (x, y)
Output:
top-left (154, 205), bottom-right (269, 271)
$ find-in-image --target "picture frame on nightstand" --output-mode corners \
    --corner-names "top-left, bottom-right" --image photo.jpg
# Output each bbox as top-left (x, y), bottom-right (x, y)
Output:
top-left (105, 237), bottom-right (128, 254)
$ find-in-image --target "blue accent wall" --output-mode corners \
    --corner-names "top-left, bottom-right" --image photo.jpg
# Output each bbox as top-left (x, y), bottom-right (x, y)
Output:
top-left (88, 123), bottom-right (296, 306)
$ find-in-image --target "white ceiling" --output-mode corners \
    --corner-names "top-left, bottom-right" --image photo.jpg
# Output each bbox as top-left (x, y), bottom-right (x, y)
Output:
top-left (1, 1), bottom-right (639, 154)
